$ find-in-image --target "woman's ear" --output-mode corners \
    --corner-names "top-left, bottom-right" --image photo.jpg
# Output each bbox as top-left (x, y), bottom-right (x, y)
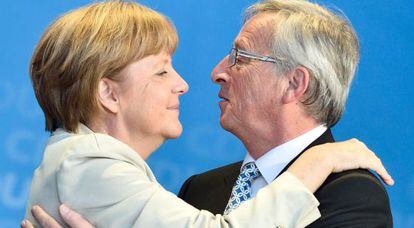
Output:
top-left (97, 78), bottom-right (119, 114)
top-left (282, 67), bottom-right (310, 104)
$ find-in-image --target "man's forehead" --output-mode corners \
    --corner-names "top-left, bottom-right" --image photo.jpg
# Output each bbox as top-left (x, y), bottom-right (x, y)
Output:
top-left (233, 14), bottom-right (275, 51)
top-left (233, 25), bottom-right (259, 51)
top-left (233, 36), bottom-right (250, 50)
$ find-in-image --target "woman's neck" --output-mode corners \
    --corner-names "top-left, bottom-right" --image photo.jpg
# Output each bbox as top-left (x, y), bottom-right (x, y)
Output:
top-left (86, 120), bottom-right (163, 160)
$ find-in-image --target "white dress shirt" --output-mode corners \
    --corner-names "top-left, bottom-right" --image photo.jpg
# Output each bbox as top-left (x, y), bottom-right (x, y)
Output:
top-left (243, 125), bottom-right (327, 197)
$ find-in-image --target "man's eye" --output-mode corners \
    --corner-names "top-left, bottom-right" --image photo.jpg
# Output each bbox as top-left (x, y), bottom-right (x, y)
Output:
top-left (237, 56), bottom-right (250, 64)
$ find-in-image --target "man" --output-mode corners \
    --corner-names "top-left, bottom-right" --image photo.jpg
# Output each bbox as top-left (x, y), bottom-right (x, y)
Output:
top-left (178, 0), bottom-right (392, 226)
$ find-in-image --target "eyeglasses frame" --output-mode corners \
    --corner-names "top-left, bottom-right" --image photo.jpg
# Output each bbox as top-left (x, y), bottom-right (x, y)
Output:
top-left (228, 47), bottom-right (277, 67)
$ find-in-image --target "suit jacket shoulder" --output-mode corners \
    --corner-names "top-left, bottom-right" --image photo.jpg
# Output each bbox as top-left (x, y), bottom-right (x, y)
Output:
top-left (178, 161), bottom-right (242, 214)
top-left (284, 129), bottom-right (392, 227)
top-left (309, 169), bottom-right (393, 227)
top-left (179, 129), bottom-right (393, 227)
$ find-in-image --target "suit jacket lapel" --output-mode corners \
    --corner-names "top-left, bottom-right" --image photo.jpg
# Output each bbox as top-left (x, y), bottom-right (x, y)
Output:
top-left (223, 162), bottom-right (242, 184)
top-left (220, 129), bottom-right (334, 210)
top-left (215, 161), bottom-right (242, 213)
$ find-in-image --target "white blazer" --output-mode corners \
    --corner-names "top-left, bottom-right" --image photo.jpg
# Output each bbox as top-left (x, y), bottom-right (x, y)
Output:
top-left (25, 124), bottom-right (320, 227)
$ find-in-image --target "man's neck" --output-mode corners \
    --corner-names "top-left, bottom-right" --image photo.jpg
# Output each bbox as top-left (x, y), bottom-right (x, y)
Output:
top-left (242, 118), bottom-right (320, 160)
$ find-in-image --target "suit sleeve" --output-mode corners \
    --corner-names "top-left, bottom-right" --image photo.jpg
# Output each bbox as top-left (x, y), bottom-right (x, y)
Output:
top-left (57, 155), bottom-right (321, 228)
top-left (308, 171), bottom-right (392, 227)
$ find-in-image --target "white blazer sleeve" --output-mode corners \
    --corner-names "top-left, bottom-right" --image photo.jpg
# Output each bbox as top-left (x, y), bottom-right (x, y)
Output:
top-left (57, 154), bottom-right (320, 228)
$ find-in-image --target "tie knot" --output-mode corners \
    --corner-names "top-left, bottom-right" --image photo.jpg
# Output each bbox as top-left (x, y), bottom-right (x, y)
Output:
top-left (240, 162), bottom-right (261, 181)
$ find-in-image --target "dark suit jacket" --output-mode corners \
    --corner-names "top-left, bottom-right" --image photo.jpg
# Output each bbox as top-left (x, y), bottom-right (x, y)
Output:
top-left (178, 129), bottom-right (393, 227)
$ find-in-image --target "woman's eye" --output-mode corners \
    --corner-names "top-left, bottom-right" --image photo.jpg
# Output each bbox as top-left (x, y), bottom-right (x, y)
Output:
top-left (156, 71), bottom-right (168, 76)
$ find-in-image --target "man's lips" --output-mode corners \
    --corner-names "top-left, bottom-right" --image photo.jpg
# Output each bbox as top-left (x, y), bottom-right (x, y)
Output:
top-left (218, 93), bottom-right (229, 102)
top-left (218, 93), bottom-right (229, 111)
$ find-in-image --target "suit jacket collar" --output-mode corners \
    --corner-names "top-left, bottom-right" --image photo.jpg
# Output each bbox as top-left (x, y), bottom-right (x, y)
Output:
top-left (277, 128), bottom-right (335, 177)
top-left (216, 129), bottom-right (333, 213)
top-left (243, 125), bottom-right (327, 184)
top-left (222, 129), bottom-right (334, 189)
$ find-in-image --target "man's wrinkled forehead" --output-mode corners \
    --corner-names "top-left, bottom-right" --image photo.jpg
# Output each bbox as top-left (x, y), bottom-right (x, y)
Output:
top-left (234, 13), bottom-right (276, 52)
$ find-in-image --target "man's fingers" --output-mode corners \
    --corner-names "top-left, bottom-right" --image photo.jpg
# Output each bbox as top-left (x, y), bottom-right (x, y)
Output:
top-left (31, 205), bottom-right (62, 228)
top-left (59, 204), bottom-right (95, 228)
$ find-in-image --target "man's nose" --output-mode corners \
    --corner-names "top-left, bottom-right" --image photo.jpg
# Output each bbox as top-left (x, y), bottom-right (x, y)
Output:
top-left (211, 56), bottom-right (230, 84)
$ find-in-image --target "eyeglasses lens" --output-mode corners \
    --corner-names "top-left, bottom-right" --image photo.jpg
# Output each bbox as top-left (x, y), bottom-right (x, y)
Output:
top-left (229, 48), bottom-right (236, 67)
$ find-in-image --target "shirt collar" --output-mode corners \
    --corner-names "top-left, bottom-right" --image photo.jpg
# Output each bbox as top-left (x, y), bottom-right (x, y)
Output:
top-left (242, 125), bottom-right (327, 184)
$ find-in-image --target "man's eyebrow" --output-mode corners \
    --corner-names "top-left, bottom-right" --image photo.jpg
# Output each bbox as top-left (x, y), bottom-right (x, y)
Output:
top-left (234, 38), bottom-right (249, 50)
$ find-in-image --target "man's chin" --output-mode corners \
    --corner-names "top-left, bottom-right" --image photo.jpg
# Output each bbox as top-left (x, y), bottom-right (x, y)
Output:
top-left (219, 115), bottom-right (234, 132)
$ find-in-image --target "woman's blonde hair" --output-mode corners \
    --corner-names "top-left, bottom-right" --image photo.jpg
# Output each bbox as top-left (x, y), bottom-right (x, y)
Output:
top-left (30, 1), bottom-right (178, 132)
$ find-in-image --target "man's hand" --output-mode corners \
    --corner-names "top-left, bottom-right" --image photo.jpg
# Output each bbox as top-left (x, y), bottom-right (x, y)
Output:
top-left (21, 204), bottom-right (94, 228)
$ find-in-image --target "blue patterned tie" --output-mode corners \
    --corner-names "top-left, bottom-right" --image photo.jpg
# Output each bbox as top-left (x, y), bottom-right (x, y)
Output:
top-left (224, 162), bottom-right (261, 214)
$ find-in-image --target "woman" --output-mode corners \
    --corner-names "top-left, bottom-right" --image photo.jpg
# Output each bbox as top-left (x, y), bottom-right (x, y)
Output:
top-left (23, 1), bottom-right (393, 228)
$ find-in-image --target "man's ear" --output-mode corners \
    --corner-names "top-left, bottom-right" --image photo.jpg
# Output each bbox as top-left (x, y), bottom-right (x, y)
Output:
top-left (97, 78), bottom-right (119, 114)
top-left (282, 67), bottom-right (310, 104)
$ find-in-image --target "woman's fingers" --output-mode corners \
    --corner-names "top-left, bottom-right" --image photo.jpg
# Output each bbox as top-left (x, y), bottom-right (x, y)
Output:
top-left (368, 153), bottom-right (394, 186)
top-left (59, 204), bottom-right (95, 228)
top-left (343, 139), bottom-right (394, 186)
top-left (289, 139), bottom-right (394, 193)
top-left (31, 205), bottom-right (62, 228)
top-left (21, 205), bottom-right (94, 228)
top-left (20, 220), bottom-right (34, 228)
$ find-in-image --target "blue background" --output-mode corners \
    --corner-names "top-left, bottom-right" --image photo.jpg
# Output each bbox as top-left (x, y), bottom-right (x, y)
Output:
top-left (0, 0), bottom-right (413, 227)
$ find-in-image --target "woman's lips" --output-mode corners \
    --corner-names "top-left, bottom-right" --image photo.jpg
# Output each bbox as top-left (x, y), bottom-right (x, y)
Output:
top-left (167, 104), bottom-right (179, 110)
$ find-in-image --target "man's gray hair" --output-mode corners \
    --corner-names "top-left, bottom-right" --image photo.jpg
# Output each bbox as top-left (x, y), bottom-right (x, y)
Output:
top-left (245, 0), bottom-right (359, 127)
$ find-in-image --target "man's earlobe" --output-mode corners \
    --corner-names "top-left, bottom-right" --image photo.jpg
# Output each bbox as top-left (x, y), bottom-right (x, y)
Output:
top-left (97, 78), bottom-right (119, 114)
top-left (282, 67), bottom-right (310, 104)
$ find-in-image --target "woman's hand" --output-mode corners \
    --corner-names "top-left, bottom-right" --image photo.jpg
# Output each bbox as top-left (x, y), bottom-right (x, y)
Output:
top-left (21, 204), bottom-right (93, 228)
top-left (288, 138), bottom-right (394, 193)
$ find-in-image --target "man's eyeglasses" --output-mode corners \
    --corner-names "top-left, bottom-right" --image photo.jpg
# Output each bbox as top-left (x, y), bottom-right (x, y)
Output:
top-left (228, 48), bottom-right (277, 67)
